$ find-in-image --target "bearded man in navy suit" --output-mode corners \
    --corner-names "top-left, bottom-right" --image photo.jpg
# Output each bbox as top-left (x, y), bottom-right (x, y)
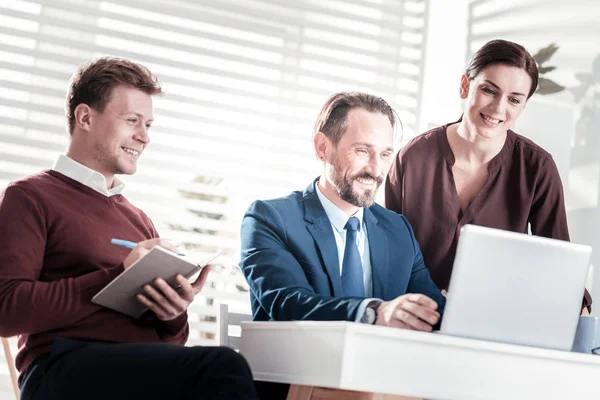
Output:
top-left (240, 92), bottom-right (445, 330)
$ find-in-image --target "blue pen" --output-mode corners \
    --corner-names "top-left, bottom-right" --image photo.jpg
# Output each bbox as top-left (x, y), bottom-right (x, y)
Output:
top-left (111, 238), bottom-right (186, 256)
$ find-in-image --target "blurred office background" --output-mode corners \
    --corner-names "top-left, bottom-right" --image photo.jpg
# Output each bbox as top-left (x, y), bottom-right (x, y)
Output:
top-left (0, 0), bottom-right (598, 396)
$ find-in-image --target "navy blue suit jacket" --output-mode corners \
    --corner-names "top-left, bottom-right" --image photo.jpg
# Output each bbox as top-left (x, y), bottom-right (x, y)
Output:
top-left (239, 179), bottom-right (445, 322)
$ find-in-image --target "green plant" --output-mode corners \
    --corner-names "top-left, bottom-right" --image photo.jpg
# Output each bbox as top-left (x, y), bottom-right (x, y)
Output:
top-left (532, 43), bottom-right (565, 95)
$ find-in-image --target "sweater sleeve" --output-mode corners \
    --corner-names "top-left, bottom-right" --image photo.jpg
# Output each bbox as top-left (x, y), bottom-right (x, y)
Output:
top-left (0, 185), bottom-right (124, 337)
top-left (156, 312), bottom-right (189, 344)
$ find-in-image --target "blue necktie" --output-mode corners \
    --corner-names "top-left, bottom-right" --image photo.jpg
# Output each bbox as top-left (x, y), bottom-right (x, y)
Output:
top-left (341, 216), bottom-right (365, 297)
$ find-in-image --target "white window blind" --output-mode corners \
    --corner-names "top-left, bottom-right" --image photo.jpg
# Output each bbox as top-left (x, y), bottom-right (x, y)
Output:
top-left (0, 0), bottom-right (429, 384)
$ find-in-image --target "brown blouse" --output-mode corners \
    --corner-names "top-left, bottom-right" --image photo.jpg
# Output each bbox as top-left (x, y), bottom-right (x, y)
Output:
top-left (384, 124), bottom-right (592, 310)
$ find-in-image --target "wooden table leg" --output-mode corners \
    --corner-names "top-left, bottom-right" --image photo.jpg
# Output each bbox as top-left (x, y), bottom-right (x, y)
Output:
top-left (1, 338), bottom-right (19, 400)
top-left (287, 384), bottom-right (315, 399)
top-left (287, 384), bottom-right (420, 400)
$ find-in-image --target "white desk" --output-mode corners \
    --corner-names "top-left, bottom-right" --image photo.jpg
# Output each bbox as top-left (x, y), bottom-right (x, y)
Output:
top-left (240, 321), bottom-right (600, 400)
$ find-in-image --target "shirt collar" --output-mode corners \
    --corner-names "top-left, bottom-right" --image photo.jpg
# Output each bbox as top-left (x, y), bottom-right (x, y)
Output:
top-left (315, 181), bottom-right (364, 233)
top-left (52, 155), bottom-right (125, 197)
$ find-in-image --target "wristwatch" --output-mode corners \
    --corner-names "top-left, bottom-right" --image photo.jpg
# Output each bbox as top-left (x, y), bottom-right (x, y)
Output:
top-left (360, 300), bottom-right (382, 324)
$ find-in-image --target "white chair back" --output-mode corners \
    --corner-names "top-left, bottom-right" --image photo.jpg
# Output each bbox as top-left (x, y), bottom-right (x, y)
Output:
top-left (218, 304), bottom-right (252, 350)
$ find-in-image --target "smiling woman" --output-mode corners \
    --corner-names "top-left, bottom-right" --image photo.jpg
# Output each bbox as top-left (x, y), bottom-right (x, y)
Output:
top-left (384, 39), bottom-right (592, 313)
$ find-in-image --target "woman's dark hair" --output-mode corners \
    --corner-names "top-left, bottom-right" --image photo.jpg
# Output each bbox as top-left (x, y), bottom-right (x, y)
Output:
top-left (466, 39), bottom-right (539, 99)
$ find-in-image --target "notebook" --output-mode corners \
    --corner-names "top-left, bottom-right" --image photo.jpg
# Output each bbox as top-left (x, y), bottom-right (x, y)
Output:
top-left (92, 246), bottom-right (220, 318)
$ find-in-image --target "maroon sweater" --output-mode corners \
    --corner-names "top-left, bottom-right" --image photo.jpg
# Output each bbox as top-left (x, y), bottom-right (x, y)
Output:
top-left (385, 125), bottom-right (592, 309)
top-left (0, 170), bottom-right (188, 374)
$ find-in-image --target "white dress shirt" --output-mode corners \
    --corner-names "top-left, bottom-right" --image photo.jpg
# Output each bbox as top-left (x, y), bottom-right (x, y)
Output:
top-left (315, 184), bottom-right (379, 322)
top-left (52, 155), bottom-right (125, 197)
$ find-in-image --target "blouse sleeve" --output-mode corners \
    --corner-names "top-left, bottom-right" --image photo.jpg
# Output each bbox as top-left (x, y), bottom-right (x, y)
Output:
top-left (529, 155), bottom-right (592, 312)
top-left (529, 155), bottom-right (569, 240)
top-left (384, 151), bottom-right (404, 214)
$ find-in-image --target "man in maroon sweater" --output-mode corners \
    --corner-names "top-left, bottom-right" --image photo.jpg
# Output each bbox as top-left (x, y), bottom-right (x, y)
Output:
top-left (0, 57), bottom-right (258, 400)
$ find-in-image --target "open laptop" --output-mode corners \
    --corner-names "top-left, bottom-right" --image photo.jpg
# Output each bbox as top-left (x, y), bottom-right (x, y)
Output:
top-left (440, 224), bottom-right (592, 351)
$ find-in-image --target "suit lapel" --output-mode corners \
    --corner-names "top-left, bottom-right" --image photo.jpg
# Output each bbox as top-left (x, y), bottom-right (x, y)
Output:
top-left (303, 181), bottom-right (344, 296)
top-left (365, 208), bottom-right (388, 299)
